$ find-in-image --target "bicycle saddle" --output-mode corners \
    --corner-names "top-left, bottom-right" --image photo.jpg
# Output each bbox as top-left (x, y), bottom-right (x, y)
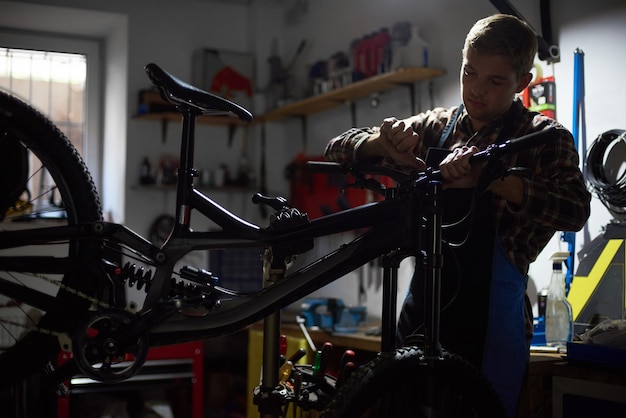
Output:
top-left (144, 62), bottom-right (253, 122)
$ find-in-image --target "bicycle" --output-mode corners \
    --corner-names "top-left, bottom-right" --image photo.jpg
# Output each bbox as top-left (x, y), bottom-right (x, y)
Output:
top-left (0, 63), bottom-right (548, 417)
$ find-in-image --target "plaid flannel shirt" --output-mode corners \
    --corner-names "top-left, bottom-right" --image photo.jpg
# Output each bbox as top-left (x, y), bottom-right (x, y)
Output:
top-left (324, 99), bottom-right (591, 275)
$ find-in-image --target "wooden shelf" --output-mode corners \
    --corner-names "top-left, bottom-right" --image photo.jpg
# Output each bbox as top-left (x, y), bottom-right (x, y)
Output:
top-left (257, 66), bottom-right (445, 123)
top-left (134, 67), bottom-right (445, 126)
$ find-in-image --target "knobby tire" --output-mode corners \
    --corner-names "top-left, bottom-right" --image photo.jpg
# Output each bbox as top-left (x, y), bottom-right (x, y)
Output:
top-left (321, 346), bottom-right (507, 418)
top-left (0, 91), bottom-right (102, 389)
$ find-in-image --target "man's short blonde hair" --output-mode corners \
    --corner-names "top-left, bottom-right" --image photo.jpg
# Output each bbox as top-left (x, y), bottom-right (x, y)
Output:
top-left (463, 14), bottom-right (538, 79)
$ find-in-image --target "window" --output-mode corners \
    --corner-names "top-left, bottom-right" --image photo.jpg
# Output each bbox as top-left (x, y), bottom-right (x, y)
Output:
top-left (0, 31), bottom-right (102, 192)
top-left (0, 47), bottom-right (87, 156)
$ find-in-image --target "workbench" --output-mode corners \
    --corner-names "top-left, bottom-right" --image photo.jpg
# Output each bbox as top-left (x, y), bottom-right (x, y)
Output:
top-left (247, 318), bottom-right (626, 417)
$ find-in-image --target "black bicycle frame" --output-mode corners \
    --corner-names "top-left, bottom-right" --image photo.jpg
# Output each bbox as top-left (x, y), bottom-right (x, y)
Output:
top-left (0, 104), bottom-right (440, 353)
top-left (0, 63), bottom-right (555, 418)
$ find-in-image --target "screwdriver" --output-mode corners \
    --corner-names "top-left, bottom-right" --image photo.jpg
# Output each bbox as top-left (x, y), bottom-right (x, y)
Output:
top-left (279, 360), bottom-right (293, 383)
top-left (336, 349), bottom-right (356, 387)
top-left (314, 342), bottom-right (333, 377)
top-left (336, 361), bottom-right (355, 387)
top-left (288, 347), bottom-right (307, 364)
top-left (279, 334), bottom-right (288, 365)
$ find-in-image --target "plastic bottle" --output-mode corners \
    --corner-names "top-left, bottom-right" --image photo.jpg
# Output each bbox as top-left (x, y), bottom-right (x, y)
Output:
top-left (391, 24), bottom-right (429, 70)
top-left (374, 28), bottom-right (391, 74)
top-left (545, 260), bottom-right (573, 348)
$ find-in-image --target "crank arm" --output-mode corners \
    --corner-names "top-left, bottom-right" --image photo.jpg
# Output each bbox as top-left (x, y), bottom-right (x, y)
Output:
top-left (116, 299), bottom-right (182, 349)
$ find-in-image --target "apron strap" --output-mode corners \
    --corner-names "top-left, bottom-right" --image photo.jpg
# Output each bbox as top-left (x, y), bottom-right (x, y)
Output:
top-left (438, 104), bottom-right (464, 147)
top-left (426, 104), bottom-right (464, 166)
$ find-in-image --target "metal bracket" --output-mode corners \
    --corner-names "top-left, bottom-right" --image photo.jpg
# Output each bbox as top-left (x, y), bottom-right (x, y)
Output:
top-left (489, 0), bottom-right (560, 63)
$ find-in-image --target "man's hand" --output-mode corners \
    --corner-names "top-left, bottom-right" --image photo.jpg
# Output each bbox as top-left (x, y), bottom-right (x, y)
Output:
top-left (379, 117), bottom-right (424, 169)
top-left (439, 145), bottom-right (482, 188)
top-left (439, 145), bottom-right (526, 205)
top-left (358, 117), bottom-right (425, 170)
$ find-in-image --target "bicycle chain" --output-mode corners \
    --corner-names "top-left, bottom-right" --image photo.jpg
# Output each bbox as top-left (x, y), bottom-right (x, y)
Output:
top-left (0, 316), bottom-right (72, 352)
top-left (2, 268), bottom-right (209, 353)
top-left (0, 272), bottom-right (112, 353)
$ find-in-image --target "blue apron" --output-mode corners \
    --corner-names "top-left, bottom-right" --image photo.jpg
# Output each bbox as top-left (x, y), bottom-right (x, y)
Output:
top-left (481, 237), bottom-right (527, 418)
top-left (396, 189), bottom-right (528, 418)
top-left (397, 105), bottom-right (528, 417)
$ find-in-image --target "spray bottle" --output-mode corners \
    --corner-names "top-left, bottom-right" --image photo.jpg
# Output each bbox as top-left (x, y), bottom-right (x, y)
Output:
top-left (545, 252), bottom-right (573, 349)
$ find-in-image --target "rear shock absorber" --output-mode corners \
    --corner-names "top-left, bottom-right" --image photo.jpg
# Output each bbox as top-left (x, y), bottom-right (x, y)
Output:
top-left (169, 266), bottom-right (222, 310)
top-left (118, 262), bottom-right (154, 291)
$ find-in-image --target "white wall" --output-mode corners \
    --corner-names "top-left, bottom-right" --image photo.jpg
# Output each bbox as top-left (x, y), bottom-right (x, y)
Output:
top-left (2, 0), bottom-right (625, 320)
top-left (269, 0), bottom-right (626, 319)
top-left (270, 0), bottom-right (524, 318)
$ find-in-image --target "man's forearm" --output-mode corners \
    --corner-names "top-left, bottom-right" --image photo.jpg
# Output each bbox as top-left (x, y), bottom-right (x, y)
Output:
top-left (356, 132), bottom-right (386, 160)
top-left (489, 175), bottom-right (525, 207)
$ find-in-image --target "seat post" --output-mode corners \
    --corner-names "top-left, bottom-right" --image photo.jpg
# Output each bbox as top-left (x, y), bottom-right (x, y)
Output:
top-left (175, 108), bottom-right (197, 227)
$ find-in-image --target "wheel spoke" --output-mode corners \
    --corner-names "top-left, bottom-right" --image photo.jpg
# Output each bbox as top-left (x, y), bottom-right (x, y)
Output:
top-left (0, 91), bottom-right (102, 387)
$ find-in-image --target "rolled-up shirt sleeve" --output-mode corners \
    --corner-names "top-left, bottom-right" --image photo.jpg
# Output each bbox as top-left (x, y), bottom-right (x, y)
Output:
top-left (324, 127), bottom-right (378, 164)
top-left (511, 126), bottom-right (591, 233)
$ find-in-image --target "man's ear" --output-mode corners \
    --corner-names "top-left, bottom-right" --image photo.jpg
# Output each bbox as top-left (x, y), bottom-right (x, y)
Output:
top-left (516, 72), bottom-right (533, 93)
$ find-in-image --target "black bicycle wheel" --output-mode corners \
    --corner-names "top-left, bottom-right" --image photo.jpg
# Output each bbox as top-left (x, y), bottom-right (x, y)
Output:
top-left (321, 346), bottom-right (507, 418)
top-left (0, 91), bottom-right (102, 387)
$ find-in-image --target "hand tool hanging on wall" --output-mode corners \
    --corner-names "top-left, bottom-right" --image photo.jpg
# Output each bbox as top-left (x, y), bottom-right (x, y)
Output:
top-left (267, 38), bottom-right (307, 110)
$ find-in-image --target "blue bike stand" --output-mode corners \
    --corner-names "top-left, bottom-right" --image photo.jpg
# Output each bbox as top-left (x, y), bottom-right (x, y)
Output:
top-left (562, 48), bottom-right (586, 296)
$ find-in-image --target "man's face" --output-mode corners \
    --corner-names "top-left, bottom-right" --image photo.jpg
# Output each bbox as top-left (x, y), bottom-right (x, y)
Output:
top-left (460, 48), bottom-right (531, 131)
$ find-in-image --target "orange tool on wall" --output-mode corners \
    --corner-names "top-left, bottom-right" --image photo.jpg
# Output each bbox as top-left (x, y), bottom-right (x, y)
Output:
top-left (522, 63), bottom-right (556, 119)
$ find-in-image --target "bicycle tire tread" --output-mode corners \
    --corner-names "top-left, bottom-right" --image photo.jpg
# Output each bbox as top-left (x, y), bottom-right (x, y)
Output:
top-left (321, 346), bottom-right (507, 418)
top-left (0, 91), bottom-right (103, 387)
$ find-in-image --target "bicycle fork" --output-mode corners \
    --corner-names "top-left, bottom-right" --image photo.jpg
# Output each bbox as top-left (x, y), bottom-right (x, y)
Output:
top-left (423, 180), bottom-right (443, 359)
top-left (422, 180), bottom-right (445, 418)
top-left (379, 179), bottom-right (444, 359)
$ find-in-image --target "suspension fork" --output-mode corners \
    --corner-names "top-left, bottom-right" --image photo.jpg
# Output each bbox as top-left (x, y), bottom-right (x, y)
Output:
top-left (380, 253), bottom-right (402, 353)
top-left (380, 181), bottom-right (438, 355)
top-left (412, 180), bottom-right (445, 417)
top-left (423, 180), bottom-right (444, 359)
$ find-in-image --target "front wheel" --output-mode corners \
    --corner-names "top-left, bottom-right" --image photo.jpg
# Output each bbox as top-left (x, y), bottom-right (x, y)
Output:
top-left (321, 346), bottom-right (507, 418)
top-left (0, 91), bottom-right (103, 390)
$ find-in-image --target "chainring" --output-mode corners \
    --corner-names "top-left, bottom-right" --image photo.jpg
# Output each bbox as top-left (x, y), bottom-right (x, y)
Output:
top-left (72, 308), bottom-right (149, 383)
